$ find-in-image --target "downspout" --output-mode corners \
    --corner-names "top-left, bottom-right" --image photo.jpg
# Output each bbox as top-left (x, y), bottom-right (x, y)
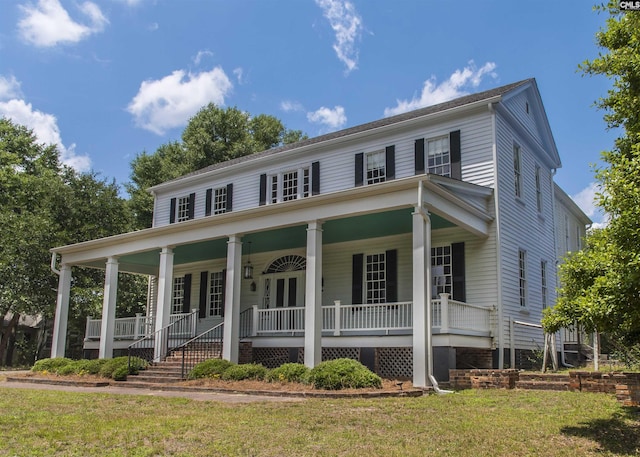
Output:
top-left (51, 252), bottom-right (61, 276)
top-left (417, 181), bottom-right (453, 394)
top-left (488, 102), bottom-right (506, 368)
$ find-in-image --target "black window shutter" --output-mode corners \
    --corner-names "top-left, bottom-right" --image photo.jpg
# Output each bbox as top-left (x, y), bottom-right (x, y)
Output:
top-left (259, 174), bottom-right (267, 206)
top-left (226, 183), bottom-right (233, 212)
top-left (385, 145), bottom-right (396, 180)
top-left (183, 274), bottom-right (192, 313)
top-left (450, 130), bottom-right (461, 180)
top-left (311, 161), bottom-right (320, 195)
top-left (352, 253), bottom-right (364, 304)
top-left (205, 189), bottom-right (212, 216)
top-left (188, 193), bottom-right (196, 220)
top-left (169, 198), bottom-right (177, 224)
top-left (355, 153), bottom-right (364, 187)
top-left (199, 271), bottom-right (208, 318)
top-left (385, 249), bottom-right (398, 303)
top-left (415, 138), bottom-right (425, 174)
top-left (451, 242), bottom-right (466, 302)
top-left (220, 269), bottom-right (226, 317)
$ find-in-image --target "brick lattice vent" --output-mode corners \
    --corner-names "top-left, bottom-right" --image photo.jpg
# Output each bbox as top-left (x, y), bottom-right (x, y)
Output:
top-left (376, 347), bottom-right (412, 379)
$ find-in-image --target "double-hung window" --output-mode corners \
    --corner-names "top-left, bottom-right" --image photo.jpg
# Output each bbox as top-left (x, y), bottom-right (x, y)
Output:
top-left (208, 271), bottom-right (225, 317)
top-left (205, 184), bottom-right (233, 216)
top-left (541, 260), bottom-right (548, 309)
top-left (170, 193), bottom-right (195, 223)
top-left (427, 136), bottom-right (451, 177)
top-left (514, 144), bottom-right (522, 198)
top-left (519, 249), bottom-right (527, 307)
top-left (270, 167), bottom-right (310, 203)
top-left (431, 246), bottom-right (452, 297)
top-left (366, 151), bottom-right (386, 184)
top-left (365, 252), bottom-right (387, 304)
top-left (213, 187), bottom-right (228, 214)
top-left (535, 166), bottom-right (542, 213)
top-left (172, 276), bottom-right (185, 314)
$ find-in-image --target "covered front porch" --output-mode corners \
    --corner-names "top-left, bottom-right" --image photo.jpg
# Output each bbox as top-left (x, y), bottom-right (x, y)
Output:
top-left (51, 175), bottom-right (496, 387)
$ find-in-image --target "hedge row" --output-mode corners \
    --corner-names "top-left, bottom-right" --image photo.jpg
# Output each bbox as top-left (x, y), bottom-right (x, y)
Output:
top-left (32, 356), bottom-right (148, 381)
top-left (188, 358), bottom-right (382, 390)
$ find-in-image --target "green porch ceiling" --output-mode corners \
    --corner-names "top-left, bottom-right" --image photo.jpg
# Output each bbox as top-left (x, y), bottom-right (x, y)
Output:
top-left (118, 209), bottom-right (453, 267)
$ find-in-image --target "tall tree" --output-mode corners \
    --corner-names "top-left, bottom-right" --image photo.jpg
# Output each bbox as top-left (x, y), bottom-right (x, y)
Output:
top-left (127, 104), bottom-right (306, 228)
top-left (0, 118), bottom-right (145, 364)
top-left (543, 3), bottom-right (640, 345)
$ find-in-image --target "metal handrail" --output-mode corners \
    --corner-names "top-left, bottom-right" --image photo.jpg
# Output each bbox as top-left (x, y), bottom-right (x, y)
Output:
top-left (127, 310), bottom-right (197, 369)
top-left (175, 322), bottom-right (225, 379)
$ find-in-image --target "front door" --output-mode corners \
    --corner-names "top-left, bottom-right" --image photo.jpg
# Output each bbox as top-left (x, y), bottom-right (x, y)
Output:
top-left (262, 272), bottom-right (305, 308)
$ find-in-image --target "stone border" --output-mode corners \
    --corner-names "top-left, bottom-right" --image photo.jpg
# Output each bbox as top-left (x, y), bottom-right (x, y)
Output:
top-left (4, 376), bottom-right (425, 399)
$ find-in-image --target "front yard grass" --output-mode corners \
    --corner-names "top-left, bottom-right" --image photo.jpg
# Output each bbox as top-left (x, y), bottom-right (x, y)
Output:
top-left (0, 387), bottom-right (638, 456)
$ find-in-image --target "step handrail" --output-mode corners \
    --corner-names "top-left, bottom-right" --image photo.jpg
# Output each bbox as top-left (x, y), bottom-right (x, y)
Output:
top-left (128, 310), bottom-right (197, 370)
top-left (173, 322), bottom-right (225, 379)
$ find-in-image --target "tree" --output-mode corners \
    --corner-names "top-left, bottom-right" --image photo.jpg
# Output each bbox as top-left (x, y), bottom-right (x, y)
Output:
top-left (127, 104), bottom-right (306, 228)
top-left (0, 118), bottom-right (145, 364)
top-left (543, 3), bottom-right (640, 345)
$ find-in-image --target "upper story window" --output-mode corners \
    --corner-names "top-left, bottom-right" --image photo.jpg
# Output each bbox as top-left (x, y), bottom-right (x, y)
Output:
top-left (513, 144), bottom-right (522, 199)
top-left (206, 184), bottom-right (233, 216)
top-left (355, 146), bottom-right (395, 187)
top-left (427, 136), bottom-right (451, 177)
top-left (541, 260), bottom-right (548, 309)
top-left (260, 162), bottom-right (319, 206)
top-left (366, 151), bottom-right (386, 184)
top-left (170, 193), bottom-right (195, 224)
top-left (535, 165), bottom-right (542, 213)
top-left (414, 130), bottom-right (461, 180)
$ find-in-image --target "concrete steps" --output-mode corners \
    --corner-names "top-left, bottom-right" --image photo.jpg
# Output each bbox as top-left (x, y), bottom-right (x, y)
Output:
top-left (515, 372), bottom-right (570, 391)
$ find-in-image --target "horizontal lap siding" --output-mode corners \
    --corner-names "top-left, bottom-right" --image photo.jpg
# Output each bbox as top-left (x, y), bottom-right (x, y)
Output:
top-left (152, 111), bottom-right (495, 227)
top-left (495, 114), bottom-right (556, 350)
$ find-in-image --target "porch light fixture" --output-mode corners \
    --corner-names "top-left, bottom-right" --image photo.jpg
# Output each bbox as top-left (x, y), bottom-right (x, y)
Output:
top-left (243, 241), bottom-right (254, 280)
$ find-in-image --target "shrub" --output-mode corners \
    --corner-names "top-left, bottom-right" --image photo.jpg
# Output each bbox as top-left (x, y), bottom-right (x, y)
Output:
top-left (221, 363), bottom-right (267, 381)
top-left (98, 356), bottom-right (145, 379)
top-left (112, 365), bottom-right (129, 381)
top-left (266, 363), bottom-right (309, 383)
top-left (306, 358), bottom-right (382, 390)
top-left (127, 357), bottom-right (149, 375)
top-left (32, 358), bottom-right (73, 373)
top-left (188, 358), bottom-right (233, 380)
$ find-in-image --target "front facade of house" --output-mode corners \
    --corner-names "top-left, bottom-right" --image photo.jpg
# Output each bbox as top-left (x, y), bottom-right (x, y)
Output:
top-left (50, 79), bottom-right (589, 386)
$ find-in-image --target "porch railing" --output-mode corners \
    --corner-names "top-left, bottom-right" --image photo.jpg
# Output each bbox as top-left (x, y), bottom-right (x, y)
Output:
top-left (323, 301), bottom-right (413, 335)
top-left (85, 311), bottom-right (194, 341)
top-left (127, 309), bottom-right (198, 364)
top-left (432, 294), bottom-right (494, 335)
top-left (253, 306), bottom-right (305, 334)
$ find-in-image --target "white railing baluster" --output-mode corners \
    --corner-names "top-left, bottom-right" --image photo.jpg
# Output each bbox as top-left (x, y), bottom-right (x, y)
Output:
top-left (333, 300), bottom-right (341, 336)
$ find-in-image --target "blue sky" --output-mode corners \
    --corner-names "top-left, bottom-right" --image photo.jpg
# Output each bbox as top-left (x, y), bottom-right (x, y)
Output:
top-left (0, 0), bottom-right (616, 226)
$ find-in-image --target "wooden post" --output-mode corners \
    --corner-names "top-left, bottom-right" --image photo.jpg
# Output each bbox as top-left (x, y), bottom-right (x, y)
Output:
top-left (252, 305), bottom-right (259, 337)
top-left (439, 293), bottom-right (450, 334)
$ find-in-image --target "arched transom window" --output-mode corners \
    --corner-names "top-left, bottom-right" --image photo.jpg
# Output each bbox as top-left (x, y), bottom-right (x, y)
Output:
top-left (264, 255), bottom-right (306, 274)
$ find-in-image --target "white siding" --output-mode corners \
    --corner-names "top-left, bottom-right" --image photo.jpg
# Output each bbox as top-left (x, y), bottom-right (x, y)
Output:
top-left (152, 111), bottom-right (496, 227)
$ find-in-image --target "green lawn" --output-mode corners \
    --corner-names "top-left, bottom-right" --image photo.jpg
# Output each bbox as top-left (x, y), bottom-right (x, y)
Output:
top-left (0, 387), bottom-right (638, 456)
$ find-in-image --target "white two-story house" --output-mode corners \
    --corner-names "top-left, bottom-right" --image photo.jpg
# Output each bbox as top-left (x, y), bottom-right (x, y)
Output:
top-left (49, 79), bottom-right (589, 387)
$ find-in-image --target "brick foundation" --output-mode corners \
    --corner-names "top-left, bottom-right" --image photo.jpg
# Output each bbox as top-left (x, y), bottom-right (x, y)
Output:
top-left (456, 348), bottom-right (493, 369)
top-left (238, 342), bottom-right (253, 364)
top-left (449, 369), bottom-right (518, 390)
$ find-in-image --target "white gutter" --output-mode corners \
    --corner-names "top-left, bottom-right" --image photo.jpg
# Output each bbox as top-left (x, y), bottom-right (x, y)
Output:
top-left (50, 252), bottom-right (61, 276)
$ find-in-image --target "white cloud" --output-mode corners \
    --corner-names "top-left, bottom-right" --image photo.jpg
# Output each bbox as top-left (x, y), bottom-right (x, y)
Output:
top-left (307, 105), bottom-right (346, 130)
top-left (0, 75), bottom-right (23, 100)
top-left (127, 67), bottom-right (233, 135)
top-left (233, 67), bottom-right (246, 85)
top-left (18, 0), bottom-right (108, 47)
top-left (383, 61), bottom-right (498, 117)
top-left (0, 85), bottom-right (91, 172)
top-left (193, 50), bottom-right (213, 66)
top-left (315, 0), bottom-right (363, 74)
top-left (572, 182), bottom-right (608, 228)
top-left (148, 22), bottom-right (159, 31)
top-left (280, 100), bottom-right (305, 113)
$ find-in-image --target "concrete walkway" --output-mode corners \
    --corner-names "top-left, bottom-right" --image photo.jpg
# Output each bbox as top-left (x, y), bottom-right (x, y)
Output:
top-left (0, 377), bottom-right (303, 404)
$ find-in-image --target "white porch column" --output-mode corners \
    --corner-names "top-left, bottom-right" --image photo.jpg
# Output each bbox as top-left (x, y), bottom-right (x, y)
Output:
top-left (223, 235), bottom-right (242, 363)
top-left (154, 247), bottom-right (174, 360)
top-left (412, 207), bottom-right (432, 388)
top-left (99, 257), bottom-right (119, 359)
top-left (304, 221), bottom-right (323, 368)
top-left (51, 264), bottom-right (72, 358)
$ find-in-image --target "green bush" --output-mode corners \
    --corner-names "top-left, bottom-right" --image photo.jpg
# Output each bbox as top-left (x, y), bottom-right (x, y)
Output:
top-left (111, 365), bottom-right (129, 381)
top-left (188, 358), bottom-right (233, 380)
top-left (221, 363), bottom-right (267, 381)
top-left (32, 358), bottom-right (73, 373)
top-left (266, 363), bottom-right (309, 383)
top-left (97, 356), bottom-right (146, 379)
top-left (306, 358), bottom-right (382, 390)
top-left (127, 356), bottom-right (149, 375)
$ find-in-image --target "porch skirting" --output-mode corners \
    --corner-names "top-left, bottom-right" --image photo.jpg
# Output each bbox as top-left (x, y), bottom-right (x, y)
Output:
top-left (250, 346), bottom-right (495, 381)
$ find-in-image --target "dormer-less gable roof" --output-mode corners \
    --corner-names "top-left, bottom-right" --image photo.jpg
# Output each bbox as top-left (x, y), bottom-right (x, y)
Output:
top-left (150, 78), bottom-right (548, 192)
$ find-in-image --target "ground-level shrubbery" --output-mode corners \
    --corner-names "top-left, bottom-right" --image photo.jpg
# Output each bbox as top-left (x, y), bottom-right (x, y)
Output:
top-left (32, 356), bottom-right (148, 381)
top-left (188, 358), bottom-right (382, 390)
